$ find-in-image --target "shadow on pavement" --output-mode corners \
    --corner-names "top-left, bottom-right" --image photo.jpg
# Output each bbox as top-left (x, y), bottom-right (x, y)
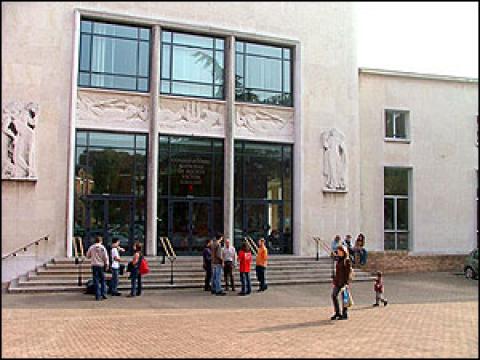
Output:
top-left (243, 319), bottom-right (335, 333)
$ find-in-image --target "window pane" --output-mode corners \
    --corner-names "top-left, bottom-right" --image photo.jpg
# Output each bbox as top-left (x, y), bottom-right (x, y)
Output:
top-left (171, 81), bottom-right (213, 98)
top-left (139, 28), bottom-right (150, 40)
top-left (394, 112), bottom-right (407, 138)
top-left (79, 72), bottom-right (90, 86)
top-left (172, 46), bottom-right (214, 83)
top-left (397, 232), bottom-right (409, 250)
top-left (173, 32), bottom-right (214, 48)
top-left (91, 37), bottom-right (138, 76)
top-left (397, 198), bottom-right (408, 230)
top-left (80, 34), bottom-right (91, 71)
top-left (236, 41), bottom-right (244, 53)
top-left (76, 146), bottom-right (88, 166)
top-left (245, 89), bottom-right (283, 105)
top-left (385, 111), bottom-right (394, 138)
top-left (158, 149), bottom-right (169, 196)
top-left (214, 51), bottom-right (224, 85)
top-left (384, 168), bottom-right (409, 196)
top-left (245, 42), bottom-right (282, 58)
top-left (283, 61), bottom-right (291, 93)
top-left (161, 30), bottom-right (172, 43)
top-left (215, 38), bottom-right (224, 50)
top-left (138, 41), bottom-right (150, 77)
top-left (245, 55), bottom-right (282, 91)
top-left (384, 232), bottom-right (396, 250)
top-left (135, 135), bottom-right (147, 149)
top-left (283, 48), bottom-right (291, 60)
top-left (76, 131), bottom-right (88, 146)
top-left (236, 54), bottom-right (244, 88)
top-left (214, 86), bottom-right (223, 99)
top-left (234, 201), bottom-right (243, 244)
top-left (93, 22), bottom-right (138, 39)
top-left (137, 78), bottom-right (148, 92)
top-left (81, 20), bottom-right (92, 33)
top-left (161, 44), bottom-right (171, 79)
top-left (384, 198), bottom-right (394, 230)
top-left (89, 132), bottom-right (135, 148)
top-left (283, 147), bottom-right (292, 201)
top-left (160, 80), bottom-right (171, 93)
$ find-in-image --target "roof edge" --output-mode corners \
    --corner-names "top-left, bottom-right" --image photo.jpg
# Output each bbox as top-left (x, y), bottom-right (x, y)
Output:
top-left (359, 67), bottom-right (478, 83)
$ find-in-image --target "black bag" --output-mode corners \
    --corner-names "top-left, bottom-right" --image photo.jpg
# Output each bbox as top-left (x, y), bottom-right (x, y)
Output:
top-left (127, 261), bottom-right (134, 273)
top-left (119, 263), bottom-right (126, 275)
top-left (85, 279), bottom-right (95, 294)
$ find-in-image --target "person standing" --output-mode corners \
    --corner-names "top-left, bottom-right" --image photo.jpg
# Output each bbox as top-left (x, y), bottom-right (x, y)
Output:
top-left (128, 242), bottom-right (143, 297)
top-left (238, 242), bottom-right (252, 296)
top-left (211, 235), bottom-right (226, 296)
top-left (203, 239), bottom-right (212, 292)
top-left (330, 245), bottom-right (352, 320)
top-left (373, 271), bottom-right (388, 307)
top-left (86, 236), bottom-right (109, 301)
top-left (343, 234), bottom-right (354, 262)
top-left (354, 233), bottom-right (368, 265)
top-left (223, 238), bottom-right (237, 291)
top-left (256, 238), bottom-right (268, 292)
top-left (109, 238), bottom-right (123, 296)
top-left (331, 235), bottom-right (342, 257)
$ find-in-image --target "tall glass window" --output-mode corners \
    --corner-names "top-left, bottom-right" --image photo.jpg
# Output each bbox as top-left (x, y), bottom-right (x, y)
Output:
top-left (236, 41), bottom-right (292, 106)
top-left (74, 131), bottom-right (148, 255)
top-left (160, 31), bottom-right (224, 99)
top-left (79, 19), bottom-right (151, 92)
top-left (234, 141), bottom-right (293, 254)
top-left (384, 167), bottom-right (410, 250)
top-left (158, 135), bottom-right (224, 255)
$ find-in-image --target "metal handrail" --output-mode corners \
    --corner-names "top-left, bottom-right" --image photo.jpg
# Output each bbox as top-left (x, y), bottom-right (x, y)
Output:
top-left (312, 236), bottom-right (335, 279)
top-left (159, 236), bottom-right (176, 285)
top-left (244, 236), bottom-right (258, 256)
top-left (2, 235), bottom-right (49, 260)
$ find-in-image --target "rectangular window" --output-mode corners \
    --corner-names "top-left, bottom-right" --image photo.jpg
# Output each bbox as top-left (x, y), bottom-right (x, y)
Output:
top-left (385, 109), bottom-right (409, 140)
top-left (236, 41), bottom-right (292, 107)
top-left (78, 19), bottom-right (151, 92)
top-left (384, 167), bottom-right (410, 250)
top-left (160, 30), bottom-right (224, 99)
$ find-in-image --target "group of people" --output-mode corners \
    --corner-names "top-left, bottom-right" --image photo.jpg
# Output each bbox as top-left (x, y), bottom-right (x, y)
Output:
top-left (85, 236), bottom-right (144, 301)
top-left (202, 234), bottom-right (268, 296)
top-left (331, 233), bottom-right (368, 265)
top-left (330, 234), bottom-right (387, 321)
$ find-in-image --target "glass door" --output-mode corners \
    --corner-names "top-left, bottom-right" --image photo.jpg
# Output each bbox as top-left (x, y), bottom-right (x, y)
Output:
top-left (191, 201), bottom-right (212, 253)
top-left (244, 201), bottom-right (284, 253)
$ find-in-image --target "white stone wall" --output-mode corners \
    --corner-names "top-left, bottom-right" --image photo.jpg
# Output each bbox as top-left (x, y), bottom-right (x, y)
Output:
top-left (359, 71), bottom-right (478, 254)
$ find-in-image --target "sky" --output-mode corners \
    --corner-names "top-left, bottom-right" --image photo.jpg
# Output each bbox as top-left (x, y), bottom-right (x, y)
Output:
top-left (355, 2), bottom-right (478, 78)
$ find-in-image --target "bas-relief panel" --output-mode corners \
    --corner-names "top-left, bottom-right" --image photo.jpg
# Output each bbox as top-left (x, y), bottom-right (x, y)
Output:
top-left (158, 97), bottom-right (225, 137)
top-left (76, 90), bottom-right (149, 131)
top-left (234, 104), bottom-right (294, 142)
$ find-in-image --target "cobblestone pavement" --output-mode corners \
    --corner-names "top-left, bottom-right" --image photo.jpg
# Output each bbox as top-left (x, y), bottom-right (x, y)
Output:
top-left (2, 273), bottom-right (478, 358)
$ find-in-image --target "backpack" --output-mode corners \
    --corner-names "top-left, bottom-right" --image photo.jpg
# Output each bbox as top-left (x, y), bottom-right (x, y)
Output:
top-left (139, 257), bottom-right (150, 275)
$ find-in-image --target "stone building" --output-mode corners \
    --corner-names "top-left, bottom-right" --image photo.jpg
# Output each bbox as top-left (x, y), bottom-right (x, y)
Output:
top-left (2, 2), bottom-right (478, 282)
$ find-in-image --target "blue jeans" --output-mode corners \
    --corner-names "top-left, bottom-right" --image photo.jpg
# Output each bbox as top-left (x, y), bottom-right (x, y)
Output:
top-left (111, 268), bottom-right (119, 294)
top-left (359, 249), bottom-right (368, 265)
top-left (256, 265), bottom-right (267, 290)
top-left (130, 267), bottom-right (142, 296)
top-left (240, 272), bottom-right (251, 294)
top-left (212, 264), bottom-right (223, 294)
top-left (92, 265), bottom-right (106, 300)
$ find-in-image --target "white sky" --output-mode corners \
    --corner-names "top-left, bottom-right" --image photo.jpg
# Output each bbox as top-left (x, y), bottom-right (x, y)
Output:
top-left (355, 2), bottom-right (479, 78)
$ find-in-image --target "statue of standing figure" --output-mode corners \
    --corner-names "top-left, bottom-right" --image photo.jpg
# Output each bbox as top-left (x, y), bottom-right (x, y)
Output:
top-left (2, 101), bottom-right (39, 179)
top-left (321, 128), bottom-right (347, 191)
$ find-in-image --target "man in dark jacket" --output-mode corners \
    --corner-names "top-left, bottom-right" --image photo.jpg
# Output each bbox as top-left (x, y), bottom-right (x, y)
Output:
top-left (203, 239), bottom-right (212, 292)
top-left (330, 245), bottom-right (352, 320)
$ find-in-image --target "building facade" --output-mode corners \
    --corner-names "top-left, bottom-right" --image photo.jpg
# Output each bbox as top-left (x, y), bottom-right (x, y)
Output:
top-left (2, 2), bottom-right (478, 282)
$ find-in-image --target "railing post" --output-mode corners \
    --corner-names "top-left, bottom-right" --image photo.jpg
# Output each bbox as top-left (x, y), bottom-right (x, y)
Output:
top-left (170, 259), bottom-right (174, 285)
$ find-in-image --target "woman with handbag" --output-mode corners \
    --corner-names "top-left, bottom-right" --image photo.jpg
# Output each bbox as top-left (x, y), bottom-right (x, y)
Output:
top-left (330, 245), bottom-right (352, 320)
top-left (128, 242), bottom-right (143, 297)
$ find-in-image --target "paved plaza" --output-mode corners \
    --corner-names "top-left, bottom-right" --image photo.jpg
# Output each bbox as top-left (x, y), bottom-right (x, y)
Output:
top-left (2, 272), bottom-right (478, 358)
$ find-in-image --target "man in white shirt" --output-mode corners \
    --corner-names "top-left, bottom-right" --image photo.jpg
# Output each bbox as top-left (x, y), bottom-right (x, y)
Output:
top-left (110, 238), bottom-right (123, 296)
top-left (223, 238), bottom-right (237, 291)
top-left (86, 236), bottom-right (109, 301)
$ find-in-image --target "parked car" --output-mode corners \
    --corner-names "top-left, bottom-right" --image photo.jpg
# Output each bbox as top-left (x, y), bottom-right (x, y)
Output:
top-left (464, 248), bottom-right (478, 279)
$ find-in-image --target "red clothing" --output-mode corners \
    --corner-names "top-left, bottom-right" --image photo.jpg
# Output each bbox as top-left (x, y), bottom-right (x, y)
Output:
top-left (374, 278), bottom-right (384, 293)
top-left (238, 250), bottom-right (252, 273)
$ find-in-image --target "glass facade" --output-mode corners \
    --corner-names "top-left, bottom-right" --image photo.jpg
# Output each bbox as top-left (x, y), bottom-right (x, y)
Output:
top-left (74, 131), bottom-right (148, 255)
top-left (160, 31), bottom-right (224, 99)
top-left (234, 141), bottom-right (293, 254)
top-left (384, 167), bottom-right (410, 250)
top-left (79, 19), bottom-right (151, 92)
top-left (236, 41), bottom-right (292, 106)
top-left (158, 135), bottom-right (224, 255)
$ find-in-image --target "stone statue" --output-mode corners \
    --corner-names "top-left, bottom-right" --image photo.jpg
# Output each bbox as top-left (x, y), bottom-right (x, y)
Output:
top-left (321, 128), bottom-right (347, 191)
top-left (2, 101), bottom-right (39, 179)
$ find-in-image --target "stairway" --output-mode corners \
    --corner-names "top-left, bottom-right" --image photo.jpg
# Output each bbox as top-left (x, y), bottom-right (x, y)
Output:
top-left (7, 256), bottom-right (374, 293)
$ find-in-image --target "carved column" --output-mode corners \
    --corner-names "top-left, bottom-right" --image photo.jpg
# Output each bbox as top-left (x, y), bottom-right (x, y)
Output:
top-left (146, 25), bottom-right (161, 256)
top-left (224, 36), bottom-right (235, 243)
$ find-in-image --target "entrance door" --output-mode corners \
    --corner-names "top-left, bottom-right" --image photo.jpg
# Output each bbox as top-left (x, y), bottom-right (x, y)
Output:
top-left (83, 194), bottom-right (137, 255)
top-left (244, 201), bottom-right (285, 254)
top-left (169, 200), bottom-right (212, 255)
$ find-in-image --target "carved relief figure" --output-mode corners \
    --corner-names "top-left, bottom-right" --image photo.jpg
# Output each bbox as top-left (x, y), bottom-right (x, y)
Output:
top-left (321, 128), bottom-right (347, 191)
top-left (77, 94), bottom-right (148, 123)
top-left (2, 102), bottom-right (39, 179)
top-left (159, 101), bottom-right (223, 129)
top-left (236, 108), bottom-right (293, 134)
